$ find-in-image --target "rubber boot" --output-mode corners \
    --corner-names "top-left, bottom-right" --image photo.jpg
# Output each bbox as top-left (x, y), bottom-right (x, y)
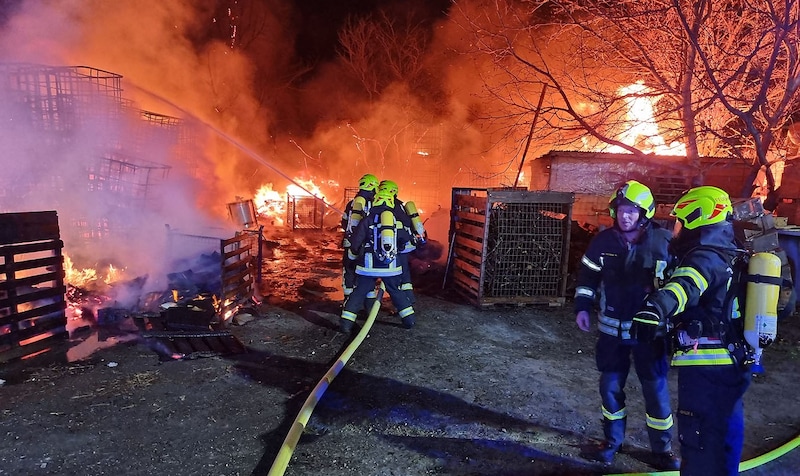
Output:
top-left (401, 313), bottom-right (415, 329)
top-left (339, 318), bottom-right (354, 333)
top-left (597, 418), bottom-right (626, 463)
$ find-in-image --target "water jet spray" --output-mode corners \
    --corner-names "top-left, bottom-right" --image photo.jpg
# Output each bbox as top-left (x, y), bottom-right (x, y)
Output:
top-left (127, 83), bottom-right (345, 217)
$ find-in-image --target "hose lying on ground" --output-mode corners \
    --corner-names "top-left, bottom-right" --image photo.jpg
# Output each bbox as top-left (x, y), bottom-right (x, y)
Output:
top-left (266, 283), bottom-right (385, 476)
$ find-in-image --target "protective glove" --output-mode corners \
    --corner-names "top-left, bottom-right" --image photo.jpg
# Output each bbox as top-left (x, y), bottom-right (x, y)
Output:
top-left (630, 305), bottom-right (667, 342)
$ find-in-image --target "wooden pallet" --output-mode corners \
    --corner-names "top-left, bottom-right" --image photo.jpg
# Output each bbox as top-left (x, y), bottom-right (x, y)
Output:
top-left (0, 211), bottom-right (68, 362)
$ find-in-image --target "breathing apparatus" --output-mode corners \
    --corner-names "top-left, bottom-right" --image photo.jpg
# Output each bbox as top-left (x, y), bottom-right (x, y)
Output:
top-left (373, 189), bottom-right (398, 263)
top-left (743, 252), bottom-right (782, 373)
top-left (404, 201), bottom-right (427, 245)
top-left (346, 196), bottom-right (368, 234)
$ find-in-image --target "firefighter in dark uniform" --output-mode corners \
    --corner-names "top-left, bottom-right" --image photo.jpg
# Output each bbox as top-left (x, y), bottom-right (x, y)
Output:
top-left (339, 187), bottom-right (416, 333)
top-left (377, 179), bottom-right (424, 305)
top-left (575, 180), bottom-right (680, 470)
top-left (341, 173), bottom-right (379, 300)
top-left (631, 186), bottom-right (751, 476)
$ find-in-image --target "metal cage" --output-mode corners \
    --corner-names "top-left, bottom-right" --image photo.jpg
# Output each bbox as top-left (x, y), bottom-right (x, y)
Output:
top-left (448, 188), bottom-right (574, 307)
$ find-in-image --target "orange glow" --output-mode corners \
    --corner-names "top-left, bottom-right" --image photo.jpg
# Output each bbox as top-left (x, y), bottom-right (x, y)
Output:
top-left (64, 254), bottom-right (125, 288)
top-left (64, 254), bottom-right (98, 288)
top-left (253, 177), bottom-right (334, 225)
top-left (602, 81), bottom-right (687, 156)
top-left (254, 183), bottom-right (286, 225)
top-left (288, 177), bottom-right (328, 200)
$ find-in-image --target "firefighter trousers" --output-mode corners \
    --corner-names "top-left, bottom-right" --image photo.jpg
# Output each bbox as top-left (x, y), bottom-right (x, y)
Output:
top-left (396, 252), bottom-right (416, 305)
top-left (341, 249), bottom-right (356, 297)
top-left (676, 363), bottom-right (751, 476)
top-left (596, 334), bottom-right (673, 453)
top-left (341, 274), bottom-right (415, 328)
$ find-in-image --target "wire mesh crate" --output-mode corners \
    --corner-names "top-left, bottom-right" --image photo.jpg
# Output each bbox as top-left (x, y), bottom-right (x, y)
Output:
top-left (87, 151), bottom-right (172, 205)
top-left (447, 188), bottom-right (574, 307)
top-left (160, 226), bottom-right (259, 322)
top-left (0, 63), bottom-right (123, 134)
top-left (343, 187), bottom-right (359, 205)
top-left (287, 195), bottom-right (325, 230)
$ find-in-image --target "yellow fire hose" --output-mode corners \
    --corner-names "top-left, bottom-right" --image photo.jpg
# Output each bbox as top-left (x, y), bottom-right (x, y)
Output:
top-left (266, 283), bottom-right (385, 476)
top-left (605, 431), bottom-right (800, 475)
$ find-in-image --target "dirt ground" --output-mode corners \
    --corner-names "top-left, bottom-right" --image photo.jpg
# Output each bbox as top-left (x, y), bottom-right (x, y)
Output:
top-left (2, 228), bottom-right (800, 476)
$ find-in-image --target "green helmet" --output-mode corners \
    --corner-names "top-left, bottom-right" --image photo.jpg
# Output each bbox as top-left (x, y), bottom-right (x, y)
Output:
top-left (672, 186), bottom-right (732, 230)
top-left (378, 180), bottom-right (399, 196)
top-left (609, 180), bottom-right (656, 220)
top-left (358, 174), bottom-right (379, 192)
top-left (372, 188), bottom-right (395, 208)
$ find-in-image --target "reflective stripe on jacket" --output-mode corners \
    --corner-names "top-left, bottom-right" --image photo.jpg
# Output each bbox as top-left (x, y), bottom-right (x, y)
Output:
top-left (574, 222), bottom-right (672, 340)
top-left (646, 224), bottom-right (740, 367)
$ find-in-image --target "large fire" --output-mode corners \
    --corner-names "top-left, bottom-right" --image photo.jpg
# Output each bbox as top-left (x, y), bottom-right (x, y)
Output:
top-left (253, 177), bottom-right (334, 225)
top-left (589, 81), bottom-right (687, 156)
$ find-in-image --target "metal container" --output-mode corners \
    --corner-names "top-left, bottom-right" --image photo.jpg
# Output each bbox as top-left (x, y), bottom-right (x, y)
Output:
top-left (227, 199), bottom-right (258, 229)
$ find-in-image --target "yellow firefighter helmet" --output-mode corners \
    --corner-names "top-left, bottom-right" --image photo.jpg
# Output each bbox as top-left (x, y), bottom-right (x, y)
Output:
top-left (609, 180), bottom-right (656, 220)
top-left (373, 188), bottom-right (395, 208)
top-left (672, 185), bottom-right (733, 230)
top-left (358, 173), bottom-right (379, 192)
top-left (378, 180), bottom-right (399, 196)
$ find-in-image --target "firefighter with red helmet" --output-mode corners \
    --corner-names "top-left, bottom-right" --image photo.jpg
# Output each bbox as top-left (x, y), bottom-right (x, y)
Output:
top-left (341, 173), bottom-right (379, 299)
top-left (339, 187), bottom-right (416, 333)
top-left (575, 180), bottom-right (679, 470)
top-left (631, 186), bottom-right (751, 475)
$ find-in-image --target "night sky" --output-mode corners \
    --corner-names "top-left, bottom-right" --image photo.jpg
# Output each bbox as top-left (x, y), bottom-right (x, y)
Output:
top-left (291, 0), bottom-right (452, 62)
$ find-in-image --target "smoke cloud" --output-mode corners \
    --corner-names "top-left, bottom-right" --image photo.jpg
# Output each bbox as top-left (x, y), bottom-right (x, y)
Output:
top-left (0, 0), bottom-right (523, 286)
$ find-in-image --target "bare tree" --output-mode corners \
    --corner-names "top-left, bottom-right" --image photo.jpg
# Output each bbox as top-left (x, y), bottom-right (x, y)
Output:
top-left (455, 0), bottom-right (800, 192)
top-left (338, 10), bottom-right (431, 99)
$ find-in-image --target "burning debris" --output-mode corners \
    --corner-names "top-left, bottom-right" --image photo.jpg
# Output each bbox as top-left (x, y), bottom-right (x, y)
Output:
top-left (55, 224), bottom-right (261, 363)
top-left (250, 178), bottom-right (337, 230)
top-left (63, 251), bottom-right (253, 362)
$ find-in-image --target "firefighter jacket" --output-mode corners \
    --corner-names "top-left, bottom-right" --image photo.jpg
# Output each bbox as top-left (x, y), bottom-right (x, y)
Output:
top-left (574, 222), bottom-right (672, 341)
top-left (348, 204), bottom-right (411, 278)
top-left (644, 223), bottom-right (741, 367)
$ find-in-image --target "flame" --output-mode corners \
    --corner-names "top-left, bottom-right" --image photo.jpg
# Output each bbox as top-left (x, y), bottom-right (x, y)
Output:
top-left (103, 264), bottom-right (123, 285)
top-left (64, 254), bottom-right (98, 288)
top-left (64, 254), bottom-right (126, 288)
top-left (288, 178), bottom-right (327, 200)
top-left (254, 183), bottom-right (286, 225)
top-left (598, 81), bottom-right (687, 156)
top-left (253, 177), bottom-right (333, 225)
